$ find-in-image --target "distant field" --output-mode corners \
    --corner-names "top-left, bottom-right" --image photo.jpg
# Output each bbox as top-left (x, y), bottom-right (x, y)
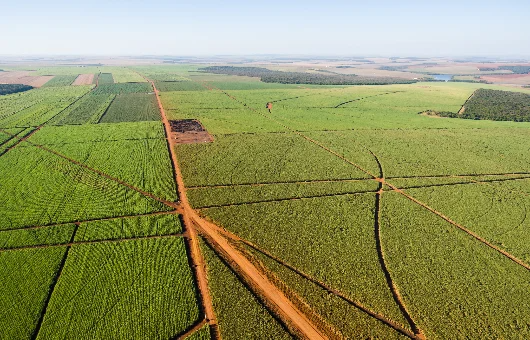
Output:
top-left (1, 63), bottom-right (530, 339)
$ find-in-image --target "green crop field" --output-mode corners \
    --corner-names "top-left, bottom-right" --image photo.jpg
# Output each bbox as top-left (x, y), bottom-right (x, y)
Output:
top-left (100, 93), bottom-right (160, 122)
top-left (1, 63), bottom-right (530, 340)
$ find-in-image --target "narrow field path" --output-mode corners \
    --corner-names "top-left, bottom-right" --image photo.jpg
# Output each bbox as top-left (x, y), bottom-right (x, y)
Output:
top-left (0, 232), bottom-right (187, 253)
top-left (149, 78), bottom-right (329, 340)
top-left (187, 177), bottom-right (372, 189)
top-left (203, 220), bottom-right (421, 339)
top-left (205, 81), bottom-right (530, 274)
top-left (31, 223), bottom-right (78, 340)
top-left (173, 319), bottom-right (208, 340)
top-left (334, 91), bottom-right (403, 108)
top-left (195, 189), bottom-right (379, 209)
top-left (0, 128), bottom-right (179, 210)
top-left (369, 149), bottom-right (424, 339)
top-left (148, 78), bottom-right (219, 337)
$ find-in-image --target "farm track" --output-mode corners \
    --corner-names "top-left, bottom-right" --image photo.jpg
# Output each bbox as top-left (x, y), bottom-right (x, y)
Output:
top-left (31, 223), bottom-right (78, 340)
top-left (0, 210), bottom-right (178, 233)
top-left (186, 173), bottom-right (530, 190)
top-left (200, 220), bottom-right (420, 339)
top-left (147, 76), bottom-right (332, 339)
top-left (387, 182), bottom-right (530, 271)
top-left (195, 81), bottom-right (530, 336)
top-left (334, 91), bottom-right (403, 108)
top-left (146, 77), bottom-right (219, 338)
top-left (0, 232), bottom-right (187, 253)
top-left (187, 177), bottom-right (372, 189)
top-left (370, 149), bottom-right (424, 339)
top-left (173, 319), bottom-right (208, 340)
top-left (0, 128), bottom-right (180, 209)
top-left (195, 189), bottom-right (379, 209)
top-left (0, 126), bottom-right (41, 156)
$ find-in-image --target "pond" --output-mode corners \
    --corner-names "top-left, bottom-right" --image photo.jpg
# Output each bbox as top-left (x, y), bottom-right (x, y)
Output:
top-left (432, 74), bottom-right (453, 81)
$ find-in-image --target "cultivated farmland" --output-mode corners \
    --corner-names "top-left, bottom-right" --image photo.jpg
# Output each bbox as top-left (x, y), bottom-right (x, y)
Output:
top-left (1, 62), bottom-right (530, 340)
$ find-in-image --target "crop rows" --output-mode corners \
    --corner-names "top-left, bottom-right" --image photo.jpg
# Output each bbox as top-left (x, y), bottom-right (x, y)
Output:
top-left (100, 93), bottom-right (160, 123)
top-left (200, 239), bottom-right (293, 340)
top-left (0, 247), bottom-right (67, 339)
top-left (97, 73), bottom-right (114, 84)
top-left (41, 75), bottom-right (77, 87)
top-left (51, 93), bottom-right (115, 125)
top-left (92, 83), bottom-right (153, 95)
top-left (0, 146), bottom-right (170, 230)
top-left (36, 238), bottom-right (200, 339)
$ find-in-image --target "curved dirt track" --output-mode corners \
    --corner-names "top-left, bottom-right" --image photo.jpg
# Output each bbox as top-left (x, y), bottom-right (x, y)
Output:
top-left (151, 79), bottom-right (328, 340)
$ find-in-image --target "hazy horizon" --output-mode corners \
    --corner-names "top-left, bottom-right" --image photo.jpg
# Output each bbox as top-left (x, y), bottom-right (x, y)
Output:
top-left (2, 0), bottom-right (529, 56)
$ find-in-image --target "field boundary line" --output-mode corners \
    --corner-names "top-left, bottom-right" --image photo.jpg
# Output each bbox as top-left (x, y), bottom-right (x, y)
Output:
top-left (386, 172), bottom-right (530, 180)
top-left (172, 318), bottom-right (208, 340)
top-left (198, 83), bottom-right (379, 179)
top-left (195, 189), bottom-right (379, 209)
top-left (147, 74), bottom-right (330, 339)
top-left (203, 219), bottom-right (421, 339)
top-left (334, 91), bottom-right (403, 108)
top-left (96, 94), bottom-right (117, 124)
top-left (387, 182), bottom-right (530, 271)
top-left (0, 232), bottom-right (187, 253)
top-left (367, 147), bottom-right (424, 339)
top-left (0, 126), bottom-right (41, 157)
top-left (193, 216), bottom-right (329, 339)
top-left (187, 177), bottom-right (372, 189)
top-left (240, 235), bottom-right (420, 339)
top-left (31, 223), bottom-right (78, 339)
top-left (0, 210), bottom-right (177, 233)
top-left (389, 176), bottom-right (530, 191)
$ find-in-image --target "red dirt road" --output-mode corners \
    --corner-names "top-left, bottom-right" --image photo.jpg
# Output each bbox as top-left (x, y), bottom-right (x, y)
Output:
top-left (150, 79), bottom-right (328, 339)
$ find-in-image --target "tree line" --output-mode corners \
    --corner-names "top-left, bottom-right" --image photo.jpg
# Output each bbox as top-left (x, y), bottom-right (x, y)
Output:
top-left (200, 66), bottom-right (417, 85)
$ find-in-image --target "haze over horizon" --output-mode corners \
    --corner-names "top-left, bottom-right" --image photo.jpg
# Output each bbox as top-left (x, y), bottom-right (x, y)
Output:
top-left (2, 0), bottom-right (529, 57)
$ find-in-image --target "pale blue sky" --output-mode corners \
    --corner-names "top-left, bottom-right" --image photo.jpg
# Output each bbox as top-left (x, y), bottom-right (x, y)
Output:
top-left (1, 0), bottom-right (529, 56)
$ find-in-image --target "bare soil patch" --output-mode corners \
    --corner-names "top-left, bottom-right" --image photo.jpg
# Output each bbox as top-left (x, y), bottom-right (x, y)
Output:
top-left (0, 72), bottom-right (53, 87)
top-left (72, 74), bottom-right (95, 86)
top-left (480, 74), bottom-right (530, 85)
top-left (169, 119), bottom-right (214, 144)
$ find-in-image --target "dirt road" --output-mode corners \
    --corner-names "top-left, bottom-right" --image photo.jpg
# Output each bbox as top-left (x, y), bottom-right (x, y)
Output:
top-left (150, 79), bottom-right (328, 339)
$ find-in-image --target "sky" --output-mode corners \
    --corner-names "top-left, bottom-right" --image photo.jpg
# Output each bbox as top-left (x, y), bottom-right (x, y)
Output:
top-left (1, 0), bottom-right (529, 57)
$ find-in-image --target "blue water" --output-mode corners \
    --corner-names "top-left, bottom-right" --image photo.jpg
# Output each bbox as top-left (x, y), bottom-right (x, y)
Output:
top-left (432, 74), bottom-right (453, 81)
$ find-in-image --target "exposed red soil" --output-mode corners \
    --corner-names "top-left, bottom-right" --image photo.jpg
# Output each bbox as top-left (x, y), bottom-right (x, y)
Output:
top-left (0, 72), bottom-right (53, 87)
top-left (72, 74), bottom-right (95, 86)
top-left (175, 319), bottom-right (208, 339)
top-left (148, 77), bottom-right (330, 339)
top-left (201, 220), bottom-right (420, 339)
top-left (147, 77), bottom-right (219, 334)
top-left (480, 74), bottom-right (530, 85)
top-left (169, 119), bottom-right (214, 144)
